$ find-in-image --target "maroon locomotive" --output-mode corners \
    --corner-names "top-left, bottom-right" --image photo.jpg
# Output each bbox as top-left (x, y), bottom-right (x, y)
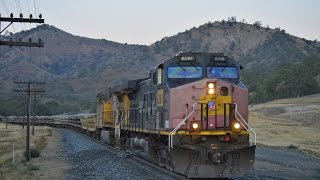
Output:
top-left (96, 52), bottom-right (256, 178)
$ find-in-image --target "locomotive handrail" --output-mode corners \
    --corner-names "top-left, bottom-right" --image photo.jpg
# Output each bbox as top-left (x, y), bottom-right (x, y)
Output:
top-left (113, 109), bottom-right (121, 127)
top-left (106, 110), bottom-right (118, 126)
top-left (168, 103), bottom-right (197, 151)
top-left (164, 80), bottom-right (170, 89)
top-left (144, 90), bottom-right (156, 95)
top-left (233, 103), bottom-right (256, 146)
top-left (119, 110), bottom-right (125, 124)
top-left (119, 110), bottom-right (124, 126)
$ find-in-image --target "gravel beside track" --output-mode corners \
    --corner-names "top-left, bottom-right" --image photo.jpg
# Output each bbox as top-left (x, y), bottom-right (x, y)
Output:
top-left (57, 128), bottom-right (176, 180)
top-left (241, 146), bottom-right (320, 180)
top-left (56, 128), bottom-right (320, 180)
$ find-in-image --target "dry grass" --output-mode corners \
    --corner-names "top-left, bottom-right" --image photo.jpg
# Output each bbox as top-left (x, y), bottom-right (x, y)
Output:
top-left (249, 94), bottom-right (320, 156)
top-left (0, 123), bottom-right (52, 180)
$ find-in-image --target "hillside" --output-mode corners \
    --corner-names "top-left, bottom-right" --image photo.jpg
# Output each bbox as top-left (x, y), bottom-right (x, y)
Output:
top-left (0, 25), bottom-right (153, 85)
top-left (0, 25), bottom-right (155, 114)
top-left (0, 21), bottom-right (319, 115)
top-left (151, 21), bottom-right (319, 66)
top-left (249, 94), bottom-right (320, 156)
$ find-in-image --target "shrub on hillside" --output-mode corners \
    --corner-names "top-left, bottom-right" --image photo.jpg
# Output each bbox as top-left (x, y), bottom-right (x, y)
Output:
top-left (287, 144), bottom-right (298, 149)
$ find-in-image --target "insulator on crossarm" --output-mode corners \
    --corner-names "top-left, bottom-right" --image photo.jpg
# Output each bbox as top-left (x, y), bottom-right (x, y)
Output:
top-left (29, 38), bottom-right (32, 42)
top-left (29, 14), bottom-right (33, 19)
top-left (39, 14), bottom-right (42, 19)
top-left (10, 13), bottom-right (13, 18)
top-left (20, 13), bottom-right (23, 18)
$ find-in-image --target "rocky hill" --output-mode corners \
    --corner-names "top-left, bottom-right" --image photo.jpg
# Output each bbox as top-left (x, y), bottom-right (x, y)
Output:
top-left (0, 21), bottom-right (319, 115)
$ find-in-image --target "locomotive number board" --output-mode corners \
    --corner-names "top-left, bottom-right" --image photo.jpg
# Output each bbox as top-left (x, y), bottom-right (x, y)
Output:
top-left (211, 56), bottom-right (227, 62)
top-left (178, 56), bottom-right (196, 62)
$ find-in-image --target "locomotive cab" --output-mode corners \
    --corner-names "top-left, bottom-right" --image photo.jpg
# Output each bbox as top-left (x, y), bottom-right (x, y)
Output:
top-left (159, 53), bottom-right (248, 133)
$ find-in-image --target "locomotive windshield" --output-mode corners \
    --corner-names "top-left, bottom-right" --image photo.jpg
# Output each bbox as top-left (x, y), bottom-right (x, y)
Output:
top-left (206, 67), bottom-right (238, 79)
top-left (168, 66), bottom-right (202, 78)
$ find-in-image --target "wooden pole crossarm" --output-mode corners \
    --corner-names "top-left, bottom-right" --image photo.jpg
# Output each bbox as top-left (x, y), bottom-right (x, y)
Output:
top-left (0, 17), bottom-right (44, 23)
top-left (0, 41), bottom-right (44, 47)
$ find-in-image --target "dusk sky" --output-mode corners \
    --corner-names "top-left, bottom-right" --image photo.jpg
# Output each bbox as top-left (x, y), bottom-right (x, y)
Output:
top-left (1, 0), bottom-right (319, 45)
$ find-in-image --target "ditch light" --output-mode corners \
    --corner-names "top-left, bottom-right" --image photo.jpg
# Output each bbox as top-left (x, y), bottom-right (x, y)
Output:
top-left (232, 121), bottom-right (241, 132)
top-left (190, 121), bottom-right (201, 131)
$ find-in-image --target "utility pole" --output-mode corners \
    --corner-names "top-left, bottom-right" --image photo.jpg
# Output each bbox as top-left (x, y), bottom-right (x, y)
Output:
top-left (1, 13), bottom-right (45, 158)
top-left (0, 12), bottom-right (45, 126)
top-left (13, 81), bottom-right (45, 161)
top-left (0, 13), bottom-right (44, 47)
top-left (1, 11), bottom-right (45, 161)
top-left (23, 94), bottom-right (27, 129)
top-left (32, 90), bottom-right (37, 135)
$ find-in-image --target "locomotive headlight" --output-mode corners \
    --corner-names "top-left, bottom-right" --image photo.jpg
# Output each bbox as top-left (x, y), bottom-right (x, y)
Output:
top-left (208, 83), bottom-right (214, 89)
top-left (234, 122), bottom-right (240, 129)
top-left (207, 82), bottom-right (215, 95)
top-left (192, 123), bottom-right (199, 129)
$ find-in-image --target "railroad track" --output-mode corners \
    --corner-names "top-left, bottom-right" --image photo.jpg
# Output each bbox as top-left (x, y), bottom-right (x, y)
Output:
top-left (3, 121), bottom-right (187, 179)
top-left (70, 129), bottom-right (188, 180)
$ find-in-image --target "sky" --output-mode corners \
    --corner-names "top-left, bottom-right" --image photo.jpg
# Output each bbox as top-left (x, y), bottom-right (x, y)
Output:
top-left (1, 0), bottom-right (319, 45)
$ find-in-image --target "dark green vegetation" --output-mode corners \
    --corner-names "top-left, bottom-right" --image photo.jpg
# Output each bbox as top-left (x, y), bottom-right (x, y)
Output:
top-left (25, 164), bottom-right (40, 171)
top-left (242, 56), bottom-right (320, 103)
top-left (24, 148), bottom-right (40, 158)
top-left (0, 20), bottom-right (319, 115)
top-left (287, 144), bottom-right (299, 150)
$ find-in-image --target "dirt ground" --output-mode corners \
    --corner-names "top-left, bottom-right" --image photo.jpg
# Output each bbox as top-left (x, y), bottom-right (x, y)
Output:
top-left (0, 123), bottom-right (69, 180)
top-left (249, 94), bottom-right (320, 157)
top-left (32, 128), bottom-right (70, 180)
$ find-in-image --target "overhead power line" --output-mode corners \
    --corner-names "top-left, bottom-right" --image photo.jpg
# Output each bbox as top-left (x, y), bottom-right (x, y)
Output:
top-left (33, 0), bottom-right (37, 17)
top-left (14, 0), bottom-right (23, 14)
top-left (1, 0), bottom-right (10, 15)
top-left (27, 0), bottom-right (30, 15)
top-left (17, 0), bottom-right (23, 13)
top-left (1, 0), bottom-right (16, 32)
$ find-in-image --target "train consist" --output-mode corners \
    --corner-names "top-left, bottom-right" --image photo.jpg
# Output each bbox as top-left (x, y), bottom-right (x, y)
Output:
top-left (96, 52), bottom-right (256, 178)
top-left (3, 114), bottom-right (97, 131)
top-left (3, 52), bottom-right (256, 178)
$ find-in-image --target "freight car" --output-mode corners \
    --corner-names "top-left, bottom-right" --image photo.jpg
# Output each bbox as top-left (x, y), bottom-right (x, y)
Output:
top-left (96, 52), bottom-right (256, 178)
top-left (4, 116), bottom-right (55, 126)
